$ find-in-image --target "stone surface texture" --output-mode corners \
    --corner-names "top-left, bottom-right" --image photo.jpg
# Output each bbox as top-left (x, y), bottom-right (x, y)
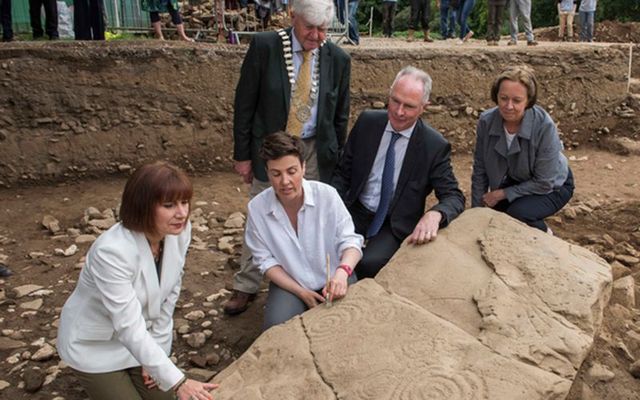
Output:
top-left (211, 208), bottom-right (612, 399)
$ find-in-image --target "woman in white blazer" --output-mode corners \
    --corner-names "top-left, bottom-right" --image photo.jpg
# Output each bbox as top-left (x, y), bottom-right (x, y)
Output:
top-left (57, 161), bottom-right (217, 400)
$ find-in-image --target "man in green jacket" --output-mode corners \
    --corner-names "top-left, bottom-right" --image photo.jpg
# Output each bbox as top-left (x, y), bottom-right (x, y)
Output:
top-left (225, 0), bottom-right (351, 315)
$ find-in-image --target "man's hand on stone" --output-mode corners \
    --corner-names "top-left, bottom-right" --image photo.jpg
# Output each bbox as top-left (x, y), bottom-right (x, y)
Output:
top-left (407, 210), bottom-right (442, 245)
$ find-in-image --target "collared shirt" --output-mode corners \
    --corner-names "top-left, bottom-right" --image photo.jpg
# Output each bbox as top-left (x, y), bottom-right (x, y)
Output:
top-left (245, 179), bottom-right (363, 291)
top-left (359, 121), bottom-right (416, 212)
top-left (291, 28), bottom-right (320, 139)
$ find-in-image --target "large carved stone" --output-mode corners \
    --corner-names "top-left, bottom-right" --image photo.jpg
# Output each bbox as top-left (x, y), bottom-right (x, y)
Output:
top-left (212, 208), bottom-right (612, 399)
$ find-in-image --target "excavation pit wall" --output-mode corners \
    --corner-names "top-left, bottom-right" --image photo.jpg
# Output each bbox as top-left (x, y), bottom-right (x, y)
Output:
top-left (0, 40), bottom-right (631, 186)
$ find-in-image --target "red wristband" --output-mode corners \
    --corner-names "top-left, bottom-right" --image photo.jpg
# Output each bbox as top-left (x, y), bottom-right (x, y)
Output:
top-left (337, 264), bottom-right (353, 277)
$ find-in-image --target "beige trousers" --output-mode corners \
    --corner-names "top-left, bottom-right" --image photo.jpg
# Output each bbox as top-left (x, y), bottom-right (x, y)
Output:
top-left (558, 5), bottom-right (575, 38)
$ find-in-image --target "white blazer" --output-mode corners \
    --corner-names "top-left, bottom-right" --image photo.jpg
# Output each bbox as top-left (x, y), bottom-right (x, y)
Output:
top-left (57, 222), bottom-right (191, 391)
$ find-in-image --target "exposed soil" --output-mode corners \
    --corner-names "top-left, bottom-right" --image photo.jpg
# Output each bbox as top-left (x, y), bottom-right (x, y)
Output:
top-left (0, 25), bottom-right (640, 400)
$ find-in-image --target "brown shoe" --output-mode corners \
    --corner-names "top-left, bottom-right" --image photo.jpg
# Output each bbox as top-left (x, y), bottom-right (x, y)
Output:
top-left (223, 290), bottom-right (256, 315)
top-left (527, 40), bottom-right (538, 46)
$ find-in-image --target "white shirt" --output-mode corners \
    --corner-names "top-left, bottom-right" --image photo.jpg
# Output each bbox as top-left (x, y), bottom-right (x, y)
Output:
top-left (359, 121), bottom-right (416, 212)
top-left (245, 180), bottom-right (363, 291)
top-left (504, 125), bottom-right (518, 150)
top-left (291, 28), bottom-right (319, 140)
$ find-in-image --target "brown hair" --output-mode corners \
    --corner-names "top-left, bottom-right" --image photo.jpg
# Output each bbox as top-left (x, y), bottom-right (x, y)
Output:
top-left (120, 161), bottom-right (193, 235)
top-left (490, 65), bottom-right (538, 108)
top-left (259, 131), bottom-right (305, 165)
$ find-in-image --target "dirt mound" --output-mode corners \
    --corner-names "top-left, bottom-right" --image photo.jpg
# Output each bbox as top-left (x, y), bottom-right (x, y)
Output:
top-left (1, 40), bottom-right (637, 186)
top-left (535, 20), bottom-right (640, 43)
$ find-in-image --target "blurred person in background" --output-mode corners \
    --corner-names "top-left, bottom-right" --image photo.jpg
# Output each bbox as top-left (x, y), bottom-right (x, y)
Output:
top-left (407, 0), bottom-right (433, 42)
top-left (508, 0), bottom-right (537, 45)
top-left (382, 0), bottom-right (397, 38)
top-left (142, 0), bottom-right (194, 42)
top-left (486, 0), bottom-right (507, 46)
top-left (29, 0), bottom-right (59, 39)
top-left (456, 0), bottom-right (474, 44)
top-left (0, 0), bottom-right (13, 42)
top-left (557, 0), bottom-right (577, 41)
top-left (578, 0), bottom-right (597, 42)
top-left (437, 0), bottom-right (458, 40)
top-left (74, 0), bottom-right (106, 40)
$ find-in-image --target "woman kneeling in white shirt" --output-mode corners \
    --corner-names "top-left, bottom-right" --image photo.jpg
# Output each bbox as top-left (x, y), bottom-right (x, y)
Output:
top-left (245, 132), bottom-right (364, 331)
top-left (57, 161), bottom-right (218, 400)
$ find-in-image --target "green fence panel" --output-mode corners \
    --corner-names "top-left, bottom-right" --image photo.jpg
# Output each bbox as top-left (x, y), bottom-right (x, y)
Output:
top-left (9, 0), bottom-right (151, 34)
top-left (104, 0), bottom-right (150, 30)
top-left (11, 0), bottom-right (32, 33)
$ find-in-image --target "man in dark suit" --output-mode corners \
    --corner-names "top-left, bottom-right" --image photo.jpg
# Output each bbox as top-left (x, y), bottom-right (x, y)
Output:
top-left (332, 66), bottom-right (465, 279)
top-left (225, 0), bottom-right (351, 315)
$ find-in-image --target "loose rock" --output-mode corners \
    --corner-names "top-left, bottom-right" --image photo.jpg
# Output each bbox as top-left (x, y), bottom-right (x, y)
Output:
top-left (11, 285), bottom-right (44, 299)
top-left (630, 360), bottom-right (640, 379)
top-left (611, 276), bottom-right (635, 308)
top-left (23, 366), bottom-right (46, 393)
top-left (186, 332), bottom-right (206, 348)
top-left (217, 236), bottom-right (235, 254)
top-left (616, 254), bottom-right (640, 266)
top-left (587, 363), bottom-right (615, 382)
top-left (223, 212), bottom-right (245, 229)
top-left (31, 343), bottom-right (56, 361)
top-left (42, 215), bottom-right (61, 234)
top-left (75, 234), bottom-right (97, 244)
top-left (184, 310), bottom-right (205, 321)
top-left (19, 299), bottom-right (43, 311)
top-left (54, 244), bottom-right (78, 257)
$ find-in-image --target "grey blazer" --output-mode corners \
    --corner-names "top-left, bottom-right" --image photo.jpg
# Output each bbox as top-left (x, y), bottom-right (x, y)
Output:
top-left (471, 105), bottom-right (569, 207)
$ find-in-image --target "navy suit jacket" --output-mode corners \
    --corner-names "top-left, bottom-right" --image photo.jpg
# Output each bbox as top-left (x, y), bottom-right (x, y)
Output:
top-left (332, 110), bottom-right (465, 240)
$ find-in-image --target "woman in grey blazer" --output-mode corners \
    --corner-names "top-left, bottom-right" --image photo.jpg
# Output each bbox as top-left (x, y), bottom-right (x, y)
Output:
top-left (57, 161), bottom-right (217, 400)
top-left (471, 66), bottom-right (574, 232)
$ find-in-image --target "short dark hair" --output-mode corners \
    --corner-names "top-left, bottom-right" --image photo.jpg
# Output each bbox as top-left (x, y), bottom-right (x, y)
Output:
top-left (120, 161), bottom-right (193, 235)
top-left (490, 65), bottom-right (538, 109)
top-left (259, 131), bottom-right (305, 165)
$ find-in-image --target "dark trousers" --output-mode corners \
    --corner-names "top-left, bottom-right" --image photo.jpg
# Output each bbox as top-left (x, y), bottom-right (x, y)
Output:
top-left (1, 0), bottom-right (12, 41)
top-left (409, 0), bottom-right (431, 31)
top-left (29, 0), bottom-right (58, 38)
top-left (349, 201), bottom-right (403, 279)
top-left (74, 0), bottom-right (105, 40)
top-left (439, 0), bottom-right (457, 38)
top-left (382, 2), bottom-right (396, 37)
top-left (149, 1), bottom-right (182, 25)
top-left (494, 169), bottom-right (575, 232)
top-left (486, 4), bottom-right (504, 41)
top-left (457, 0), bottom-right (475, 39)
